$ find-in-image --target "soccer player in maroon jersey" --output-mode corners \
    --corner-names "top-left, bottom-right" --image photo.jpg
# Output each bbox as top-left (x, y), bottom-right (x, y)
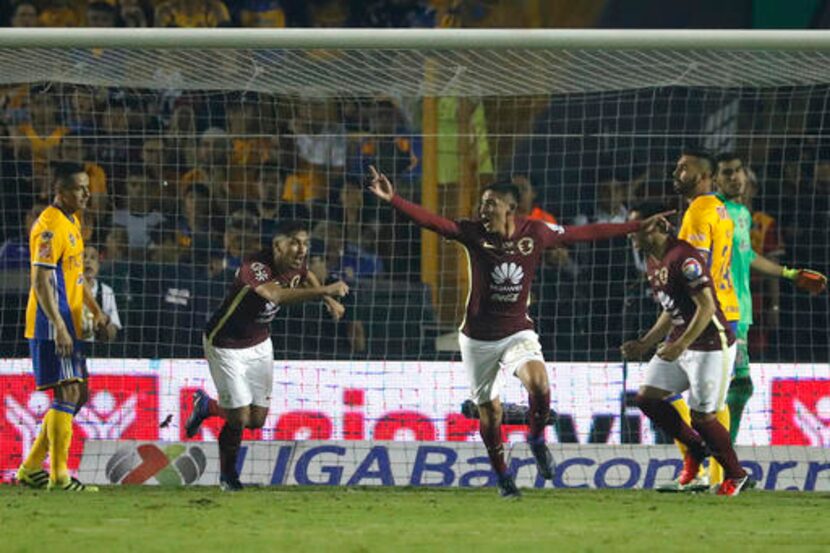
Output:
top-left (621, 203), bottom-right (752, 496)
top-left (189, 220), bottom-right (349, 491)
top-left (368, 166), bottom-right (666, 498)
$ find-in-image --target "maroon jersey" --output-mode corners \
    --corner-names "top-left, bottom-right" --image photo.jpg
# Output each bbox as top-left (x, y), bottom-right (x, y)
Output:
top-left (390, 195), bottom-right (639, 341)
top-left (205, 249), bottom-right (307, 348)
top-left (645, 237), bottom-right (735, 351)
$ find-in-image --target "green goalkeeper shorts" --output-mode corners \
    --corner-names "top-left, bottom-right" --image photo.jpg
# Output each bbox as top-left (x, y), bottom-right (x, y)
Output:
top-left (733, 323), bottom-right (750, 379)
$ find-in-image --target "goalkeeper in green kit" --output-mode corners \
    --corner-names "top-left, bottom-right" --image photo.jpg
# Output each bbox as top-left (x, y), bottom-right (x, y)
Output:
top-left (714, 153), bottom-right (827, 442)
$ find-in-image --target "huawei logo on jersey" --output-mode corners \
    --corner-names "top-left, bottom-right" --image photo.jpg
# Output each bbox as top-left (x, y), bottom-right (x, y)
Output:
top-left (490, 262), bottom-right (524, 303)
top-left (492, 262), bottom-right (524, 285)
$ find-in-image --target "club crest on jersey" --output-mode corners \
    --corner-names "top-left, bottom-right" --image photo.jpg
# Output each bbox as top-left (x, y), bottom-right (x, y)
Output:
top-left (517, 237), bottom-right (535, 255)
top-left (250, 262), bottom-right (269, 282)
top-left (682, 258), bottom-right (703, 281)
top-left (68, 233), bottom-right (77, 247)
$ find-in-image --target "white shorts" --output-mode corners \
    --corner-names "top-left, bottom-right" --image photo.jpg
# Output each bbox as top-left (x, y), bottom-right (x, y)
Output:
top-left (459, 329), bottom-right (545, 405)
top-left (642, 343), bottom-right (736, 413)
top-left (203, 336), bottom-right (274, 409)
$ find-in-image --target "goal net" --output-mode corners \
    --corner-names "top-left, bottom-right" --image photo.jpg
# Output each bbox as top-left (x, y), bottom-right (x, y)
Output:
top-left (0, 30), bottom-right (828, 489)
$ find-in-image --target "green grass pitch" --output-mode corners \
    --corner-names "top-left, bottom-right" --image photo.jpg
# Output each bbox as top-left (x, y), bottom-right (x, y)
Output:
top-left (1, 486), bottom-right (828, 552)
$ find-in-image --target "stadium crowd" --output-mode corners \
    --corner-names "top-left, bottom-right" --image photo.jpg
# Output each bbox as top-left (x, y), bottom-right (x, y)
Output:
top-left (0, 1), bottom-right (828, 364)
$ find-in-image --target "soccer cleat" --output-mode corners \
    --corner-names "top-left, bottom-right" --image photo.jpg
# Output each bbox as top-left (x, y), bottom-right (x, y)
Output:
top-left (15, 466), bottom-right (49, 489)
top-left (185, 389), bottom-right (211, 438)
top-left (528, 440), bottom-right (555, 480)
top-left (496, 473), bottom-right (521, 499)
top-left (656, 475), bottom-right (709, 493)
top-left (716, 475), bottom-right (754, 497)
top-left (219, 474), bottom-right (243, 492)
top-left (677, 453), bottom-right (704, 487)
top-left (47, 476), bottom-right (99, 492)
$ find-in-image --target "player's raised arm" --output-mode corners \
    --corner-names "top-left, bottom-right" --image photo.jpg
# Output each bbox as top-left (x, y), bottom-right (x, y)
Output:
top-left (254, 280), bottom-right (349, 307)
top-left (541, 211), bottom-right (674, 248)
top-left (367, 165), bottom-right (462, 239)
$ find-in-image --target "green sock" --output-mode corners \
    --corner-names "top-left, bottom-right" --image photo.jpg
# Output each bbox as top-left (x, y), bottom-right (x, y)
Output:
top-left (726, 377), bottom-right (754, 444)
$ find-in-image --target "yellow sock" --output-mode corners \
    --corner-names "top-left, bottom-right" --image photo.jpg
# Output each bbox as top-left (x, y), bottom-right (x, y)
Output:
top-left (21, 416), bottom-right (50, 472)
top-left (709, 407), bottom-right (731, 485)
top-left (46, 402), bottom-right (76, 484)
top-left (670, 396), bottom-right (692, 457)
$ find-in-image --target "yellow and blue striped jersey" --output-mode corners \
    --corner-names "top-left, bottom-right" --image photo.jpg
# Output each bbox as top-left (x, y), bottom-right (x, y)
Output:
top-left (25, 205), bottom-right (85, 339)
top-left (678, 193), bottom-right (740, 322)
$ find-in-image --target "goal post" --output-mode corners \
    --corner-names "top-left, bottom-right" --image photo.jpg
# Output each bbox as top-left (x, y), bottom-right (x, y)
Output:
top-left (0, 28), bottom-right (828, 489)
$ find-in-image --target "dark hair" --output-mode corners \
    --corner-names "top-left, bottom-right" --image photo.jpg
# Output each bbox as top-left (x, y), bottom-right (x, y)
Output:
top-left (715, 151), bottom-right (742, 166)
top-left (52, 161), bottom-right (86, 190)
top-left (227, 209), bottom-right (260, 232)
top-left (681, 147), bottom-right (716, 176)
top-left (273, 220), bottom-right (308, 238)
top-left (482, 181), bottom-right (521, 207)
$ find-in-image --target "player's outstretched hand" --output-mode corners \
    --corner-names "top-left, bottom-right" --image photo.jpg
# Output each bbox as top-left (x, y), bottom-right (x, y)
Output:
top-left (325, 280), bottom-right (350, 298)
top-left (621, 339), bottom-right (648, 361)
top-left (367, 165), bottom-right (395, 202)
top-left (794, 269), bottom-right (827, 295)
top-left (641, 210), bottom-right (677, 233)
top-left (324, 297), bottom-right (346, 321)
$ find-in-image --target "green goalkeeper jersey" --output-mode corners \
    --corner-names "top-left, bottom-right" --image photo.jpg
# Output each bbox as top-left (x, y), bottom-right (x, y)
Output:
top-left (717, 193), bottom-right (756, 327)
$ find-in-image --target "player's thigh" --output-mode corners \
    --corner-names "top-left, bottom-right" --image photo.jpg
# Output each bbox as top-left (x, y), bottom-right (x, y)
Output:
top-left (505, 331), bottom-right (547, 390)
top-left (29, 339), bottom-right (85, 393)
top-left (203, 337), bottom-right (253, 409)
top-left (459, 333), bottom-right (504, 406)
top-left (245, 338), bottom-right (274, 410)
top-left (683, 346), bottom-right (734, 413)
top-left (642, 354), bottom-right (689, 395)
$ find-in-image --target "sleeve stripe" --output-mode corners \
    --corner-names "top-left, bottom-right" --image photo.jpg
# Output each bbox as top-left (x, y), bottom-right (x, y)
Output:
top-left (32, 262), bottom-right (58, 269)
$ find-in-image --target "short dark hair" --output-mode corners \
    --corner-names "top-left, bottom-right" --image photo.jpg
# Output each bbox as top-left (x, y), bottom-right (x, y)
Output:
top-left (482, 181), bottom-right (521, 206)
top-left (681, 147), bottom-right (716, 176)
top-left (185, 183), bottom-right (211, 199)
top-left (715, 151), bottom-right (742, 166)
top-left (273, 219), bottom-right (307, 238)
top-left (52, 161), bottom-right (86, 190)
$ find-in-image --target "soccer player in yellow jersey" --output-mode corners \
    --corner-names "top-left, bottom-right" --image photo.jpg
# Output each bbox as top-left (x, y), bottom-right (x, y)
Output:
top-left (663, 149), bottom-right (739, 491)
top-left (16, 162), bottom-right (109, 492)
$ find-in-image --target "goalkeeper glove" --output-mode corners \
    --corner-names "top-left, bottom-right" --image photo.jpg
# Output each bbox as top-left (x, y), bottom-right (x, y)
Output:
top-left (782, 267), bottom-right (828, 295)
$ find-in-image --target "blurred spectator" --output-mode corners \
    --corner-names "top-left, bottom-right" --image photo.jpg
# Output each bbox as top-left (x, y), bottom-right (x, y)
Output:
top-left (512, 174), bottom-right (570, 268)
top-left (216, 208), bottom-right (261, 274)
top-left (356, 0), bottom-right (434, 27)
top-left (348, 99), bottom-right (421, 181)
top-left (308, 238), bottom-right (366, 354)
top-left (120, 0), bottom-right (149, 27)
top-left (11, 92), bottom-right (69, 199)
top-left (234, 0), bottom-right (286, 27)
top-left (94, 93), bottom-right (139, 189)
top-left (166, 102), bottom-right (198, 169)
top-left (182, 127), bottom-right (230, 201)
top-left (437, 97), bottom-right (493, 185)
top-left (313, 219), bottom-right (384, 282)
top-left (104, 225), bottom-right (129, 261)
top-left (82, 245), bottom-right (121, 342)
top-left (112, 172), bottom-right (165, 250)
top-left (86, 1), bottom-right (117, 27)
top-left (150, 226), bottom-right (183, 263)
top-left (307, 0), bottom-right (350, 27)
top-left (0, 201), bottom-right (46, 269)
top-left (38, 0), bottom-right (81, 27)
top-left (284, 99), bottom-right (345, 204)
top-left (155, 0), bottom-right (230, 27)
top-left (9, 1), bottom-right (38, 27)
top-left (226, 99), bottom-right (276, 201)
top-left (747, 167), bottom-right (784, 354)
top-left (66, 86), bottom-right (101, 136)
top-left (176, 182), bottom-right (217, 258)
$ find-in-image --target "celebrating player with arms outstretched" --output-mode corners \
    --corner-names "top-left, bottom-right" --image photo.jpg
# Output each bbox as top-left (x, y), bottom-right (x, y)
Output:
top-left (622, 203), bottom-right (752, 496)
top-left (191, 221), bottom-right (348, 491)
top-left (368, 166), bottom-right (667, 498)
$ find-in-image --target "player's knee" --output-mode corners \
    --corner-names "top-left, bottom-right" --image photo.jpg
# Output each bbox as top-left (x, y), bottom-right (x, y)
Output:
top-left (478, 401), bottom-right (501, 423)
top-left (247, 416), bottom-right (267, 430)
